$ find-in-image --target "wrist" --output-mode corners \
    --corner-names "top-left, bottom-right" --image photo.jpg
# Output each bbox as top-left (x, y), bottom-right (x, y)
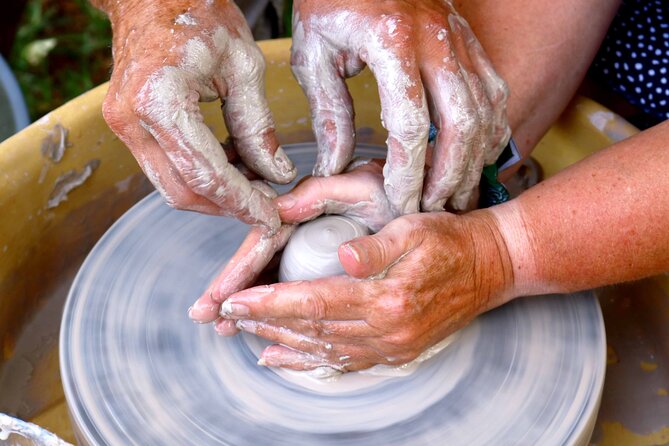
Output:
top-left (458, 209), bottom-right (515, 310)
top-left (485, 200), bottom-right (549, 298)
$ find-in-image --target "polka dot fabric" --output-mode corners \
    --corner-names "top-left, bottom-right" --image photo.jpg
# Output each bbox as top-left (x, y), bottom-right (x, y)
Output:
top-left (591, 0), bottom-right (669, 120)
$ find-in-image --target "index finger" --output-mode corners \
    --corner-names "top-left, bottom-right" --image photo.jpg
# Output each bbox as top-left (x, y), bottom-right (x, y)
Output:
top-left (362, 18), bottom-right (430, 216)
top-left (221, 277), bottom-right (369, 321)
top-left (220, 35), bottom-right (297, 184)
top-left (135, 70), bottom-right (280, 229)
top-left (189, 224), bottom-right (295, 323)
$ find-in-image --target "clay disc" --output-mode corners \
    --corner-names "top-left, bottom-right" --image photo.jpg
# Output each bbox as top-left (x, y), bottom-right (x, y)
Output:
top-left (60, 143), bottom-right (606, 445)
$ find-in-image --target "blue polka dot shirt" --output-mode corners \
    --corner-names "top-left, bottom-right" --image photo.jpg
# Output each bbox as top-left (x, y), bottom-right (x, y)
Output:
top-left (591, 0), bottom-right (669, 120)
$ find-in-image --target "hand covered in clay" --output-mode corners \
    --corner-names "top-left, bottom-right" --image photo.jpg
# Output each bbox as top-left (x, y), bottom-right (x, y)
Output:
top-left (292, 0), bottom-right (510, 213)
top-left (189, 158), bottom-right (396, 332)
top-left (217, 210), bottom-right (514, 372)
top-left (97, 0), bottom-right (296, 229)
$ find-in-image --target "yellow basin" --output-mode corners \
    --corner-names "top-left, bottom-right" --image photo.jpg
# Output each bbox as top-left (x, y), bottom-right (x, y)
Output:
top-left (0, 38), bottom-right (665, 445)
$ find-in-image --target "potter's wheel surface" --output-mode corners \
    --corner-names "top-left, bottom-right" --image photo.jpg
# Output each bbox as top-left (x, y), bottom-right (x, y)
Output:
top-left (60, 143), bottom-right (606, 445)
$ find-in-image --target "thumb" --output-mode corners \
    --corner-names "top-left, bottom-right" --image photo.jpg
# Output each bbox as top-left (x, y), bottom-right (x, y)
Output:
top-left (274, 175), bottom-right (363, 224)
top-left (338, 218), bottom-right (414, 278)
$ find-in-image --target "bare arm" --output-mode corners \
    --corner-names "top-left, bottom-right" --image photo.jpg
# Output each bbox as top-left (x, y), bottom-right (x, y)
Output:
top-left (456, 0), bottom-right (668, 293)
top-left (493, 120), bottom-right (669, 296)
top-left (456, 0), bottom-right (621, 159)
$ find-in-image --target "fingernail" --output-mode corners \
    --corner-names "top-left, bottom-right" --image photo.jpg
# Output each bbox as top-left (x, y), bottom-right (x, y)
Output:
top-left (188, 307), bottom-right (207, 324)
top-left (235, 319), bottom-right (256, 333)
top-left (188, 301), bottom-right (219, 322)
top-left (214, 320), bottom-right (228, 336)
top-left (220, 300), bottom-right (250, 317)
top-left (343, 242), bottom-right (368, 264)
top-left (257, 357), bottom-right (268, 366)
top-left (275, 194), bottom-right (297, 210)
top-left (274, 147), bottom-right (297, 178)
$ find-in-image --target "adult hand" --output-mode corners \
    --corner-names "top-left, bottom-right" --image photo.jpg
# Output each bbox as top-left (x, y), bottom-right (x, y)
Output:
top-left (189, 159), bottom-right (396, 333)
top-left (97, 0), bottom-right (296, 230)
top-left (291, 0), bottom-right (510, 214)
top-left (218, 210), bottom-right (514, 371)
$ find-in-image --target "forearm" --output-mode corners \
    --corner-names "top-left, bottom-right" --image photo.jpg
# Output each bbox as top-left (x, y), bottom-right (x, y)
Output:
top-left (456, 0), bottom-right (621, 158)
top-left (491, 121), bottom-right (669, 296)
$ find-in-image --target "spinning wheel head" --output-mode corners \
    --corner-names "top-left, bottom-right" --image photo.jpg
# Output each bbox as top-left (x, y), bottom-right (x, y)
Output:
top-left (60, 144), bottom-right (605, 446)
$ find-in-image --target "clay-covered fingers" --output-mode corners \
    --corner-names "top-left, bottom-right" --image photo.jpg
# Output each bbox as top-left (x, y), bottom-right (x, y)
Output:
top-left (290, 1), bottom-right (511, 215)
top-left (419, 12), bottom-right (510, 212)
top-left (417, 39), bottom-right (477, 212)
top-left (444, 14), bottom-right (507, 210)
top-left (234, 323), bottom-right (385, 371)
top-left (290, 40), bottom-right (357, 177)
top-left (362, 18), bottom-right (430, 216)
top-left (103, 109), bottom-right (230, 215)
top-left (452, 15), bottom-right (510, 164)
top-left (419, 19), bottom-right (485, 212)
top-left (220, 36), bottom-right (297, 184)
top-left (273, 159), bottom-right (394, 232)
top-left (101, 0), bottom-right (297, 229)
top-left (217, 210), bottom-right (514, 373)
top-left (258, 344), bottom-right (380, 372)
top-left (257, 345), bottom-right (348, 371)
top-left (213, 319), bottom-right (239, 337)
top-left (241, 317), bottom-right (384, 340)
top-left (189, 224), bottom-right (295, 324)
top-left (133, 73), bottom-right (282, 229)
top-left (219, 217), bottom-right (416, 320)
top-left (220, 277), bottom-right (370, 321)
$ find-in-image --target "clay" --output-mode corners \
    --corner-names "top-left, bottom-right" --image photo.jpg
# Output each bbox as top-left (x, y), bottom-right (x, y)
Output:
top-left (60, 144), bottom-right (605, 445)
top-left (278, 215), bottom-right (368, 282)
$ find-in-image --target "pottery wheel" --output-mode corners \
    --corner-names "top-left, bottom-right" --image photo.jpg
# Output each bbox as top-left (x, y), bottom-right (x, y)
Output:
top-left (60, 143), bottom-right (606, 445)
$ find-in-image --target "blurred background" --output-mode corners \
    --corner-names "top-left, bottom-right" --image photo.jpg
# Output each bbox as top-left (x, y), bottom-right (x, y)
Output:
top-left (0, 0), bottom-right (289, 142)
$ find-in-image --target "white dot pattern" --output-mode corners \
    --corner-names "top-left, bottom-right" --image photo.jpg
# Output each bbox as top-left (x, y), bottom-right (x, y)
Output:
top-left (592, 0), bottom-right (669, 120)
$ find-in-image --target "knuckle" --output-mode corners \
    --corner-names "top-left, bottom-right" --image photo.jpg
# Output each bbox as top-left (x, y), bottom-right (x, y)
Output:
top-left (305, 320), bottom-right (326, 338)
top-left (451, 109), bottom-right (479, 141)
top-left (396, 214), bottom-right (432, 240)
top-left (490, 78), bottom-right (510, 106)
top-left (374, 14), bottom-right (412, 37)
top-left (239, 46), bottom-right (266, 82)
top-left (300, 291), bottom-right (328, 320)
top-left (382, 291), bottom-right (415, 320)
top-left (101, 97), bottom-right (127, 133)
top-left (130, 93), bottom-right (154, 120)
top-left (388, 109), bottom-right (430, 143)
top-left (383, 327), bottom-right (418, 350)
top-left (290, 48), bottom-right (307, 68)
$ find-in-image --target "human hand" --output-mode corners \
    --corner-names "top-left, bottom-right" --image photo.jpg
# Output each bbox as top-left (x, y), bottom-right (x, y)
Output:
top-left (189, 158), bottom-right (396, 331)
top-left (291, 0), bottom-right (510, 214)
top-left (99, 0), bottom-right (296, 230)
top-left (218, 210), bottom-right (514, 371)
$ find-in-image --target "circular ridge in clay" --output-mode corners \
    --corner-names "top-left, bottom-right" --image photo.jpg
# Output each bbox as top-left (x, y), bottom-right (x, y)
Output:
top-left (279, 215), bottom-right (369, 282)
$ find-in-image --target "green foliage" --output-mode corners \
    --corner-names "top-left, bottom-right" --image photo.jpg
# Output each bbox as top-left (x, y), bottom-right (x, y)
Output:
top-left (10, 0), bottom-right (112, 121)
